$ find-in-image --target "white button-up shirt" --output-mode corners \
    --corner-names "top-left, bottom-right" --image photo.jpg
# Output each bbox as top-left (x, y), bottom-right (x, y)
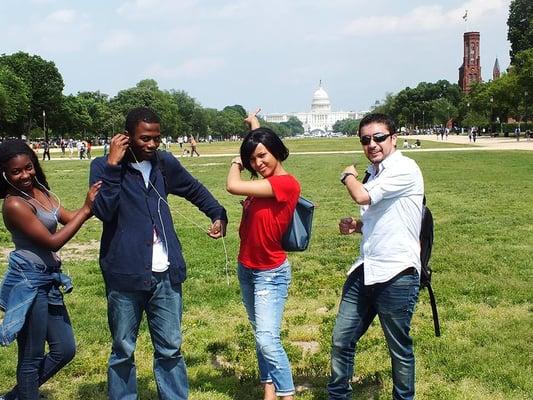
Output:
top-left (348, 150), bottom-right (424, 285)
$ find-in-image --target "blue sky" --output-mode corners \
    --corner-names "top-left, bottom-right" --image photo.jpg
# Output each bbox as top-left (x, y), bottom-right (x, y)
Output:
top-left (0, 0), bottom-right (511, 114)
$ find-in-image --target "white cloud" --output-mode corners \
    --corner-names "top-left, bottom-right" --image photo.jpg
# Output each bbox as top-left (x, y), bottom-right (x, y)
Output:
top-left (145, 57), bottom-right (226, 79)
top-left (343, 0), bottom-right (509, 36)
top-left (99, 30), bottom-right (136, 53)
top-left (116, 0), bottom-right (198, 19)
top-left (44, 9), bottom-right (77, 24)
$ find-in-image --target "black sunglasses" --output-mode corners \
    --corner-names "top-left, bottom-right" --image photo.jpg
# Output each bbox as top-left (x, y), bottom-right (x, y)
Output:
top-left (359, 132), bottom-right (392, 145)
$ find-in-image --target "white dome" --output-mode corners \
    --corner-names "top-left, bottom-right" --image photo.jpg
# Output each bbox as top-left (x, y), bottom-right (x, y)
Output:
top-left (311, 82), bottom-right (331, 112)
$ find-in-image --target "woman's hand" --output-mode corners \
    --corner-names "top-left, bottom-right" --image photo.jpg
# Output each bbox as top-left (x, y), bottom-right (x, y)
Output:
top-left (83, 181), bottom-right (102, 216)
top-left (231, 156), bottom-right (243, 171)
top-left (244, 108), bottom-right (261, 130)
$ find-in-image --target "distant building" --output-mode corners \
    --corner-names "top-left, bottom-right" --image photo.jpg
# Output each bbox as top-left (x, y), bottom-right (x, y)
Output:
top-left (493, 57), bottom-right (501, 80)
top-left (458, 31), bottom-right (482, 93)
top-left (264, 82), bottom-right (367, 133)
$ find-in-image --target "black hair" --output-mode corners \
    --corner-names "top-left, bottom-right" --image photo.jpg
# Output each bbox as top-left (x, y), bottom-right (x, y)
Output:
top-left (125, 107), bottom-right (160, 136)
top-left (240, 127), bottom-right (289, 177)
top-left (358, 113), bottom-right (396, 137)
top-left (0, 139), bottom-right (50, 199)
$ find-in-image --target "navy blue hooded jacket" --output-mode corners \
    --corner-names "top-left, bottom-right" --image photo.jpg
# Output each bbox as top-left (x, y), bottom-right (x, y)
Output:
top-left (89, 150), bottom-right (227, 291)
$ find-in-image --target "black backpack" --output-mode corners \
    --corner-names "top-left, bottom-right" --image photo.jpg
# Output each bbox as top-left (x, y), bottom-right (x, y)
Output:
top-left (363, 172), bottom-right (441, 336)
top-left (419, 199), bottom-right (441, 337)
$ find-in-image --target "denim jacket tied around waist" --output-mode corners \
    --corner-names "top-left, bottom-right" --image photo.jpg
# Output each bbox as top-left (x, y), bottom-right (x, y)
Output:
top-left (0, 252), bottom-right (72, 346)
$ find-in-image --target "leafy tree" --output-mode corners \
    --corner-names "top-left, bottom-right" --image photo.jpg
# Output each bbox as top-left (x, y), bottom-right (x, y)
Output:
top-left (110, 80), bottom-right (180, 137)
top-left (0, 66), bottom-right (30, 137)
top-left (278, 116), bottom-right (304, 136)
top-left (332, 118), bottom-right (360, 135)
top-left (77, 91), bottom-right (123, 138)
top-left (53, 95), bottom-right (91, 139)
top-left (507, 0), bottom-right (533, 63)
top-left (373, 80), bottom-right (462, 129)
top-left (0, 52), bottom-right (64, 137)
top-left (223, 105), bottom-right (247, 118)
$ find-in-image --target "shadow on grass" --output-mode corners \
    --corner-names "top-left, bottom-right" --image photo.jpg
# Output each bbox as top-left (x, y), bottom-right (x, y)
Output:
top-left (77, 376), bottom-right (158, 399)
top-left (187, 371), bottom-right (384, 400)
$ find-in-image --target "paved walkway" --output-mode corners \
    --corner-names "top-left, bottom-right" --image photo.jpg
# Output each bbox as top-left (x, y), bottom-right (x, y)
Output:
top-left (37, 134), bottom-right (533, 161)
top-left (410, 133), bottom-right (533, 151)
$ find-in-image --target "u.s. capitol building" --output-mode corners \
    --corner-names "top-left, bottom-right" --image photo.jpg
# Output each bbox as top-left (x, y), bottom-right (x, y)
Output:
top-left (264, 82), bottom-right (366, 134)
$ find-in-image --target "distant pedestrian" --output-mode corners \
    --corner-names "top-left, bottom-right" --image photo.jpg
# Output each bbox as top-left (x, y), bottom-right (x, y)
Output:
top-left (103, 140), bottom-right (109, 156)
top-left (515, 127), bottom-right (520, 142)
top-left (79, 142), bottom-right (85, 160)
top-left (178, 136), bottom-right (184, 149)
top-left (42, 140), bottom-right (50, 161)
top-left (68, 139), bottom-right (74, 159)
top-left (86, 140), bottom-right (92, 160)
top-left (189, 135), bottom-right (200, 157)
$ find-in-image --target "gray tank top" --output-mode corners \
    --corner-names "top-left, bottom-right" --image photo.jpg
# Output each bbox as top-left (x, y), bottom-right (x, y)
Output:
top-left (10, 195), bottom-right (61, 267)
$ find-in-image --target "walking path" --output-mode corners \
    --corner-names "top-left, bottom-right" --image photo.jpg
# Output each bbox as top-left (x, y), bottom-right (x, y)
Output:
top-left (38, 134), bottom-right (533, 161)
top-left (412, 133), bottom-right (533, 150)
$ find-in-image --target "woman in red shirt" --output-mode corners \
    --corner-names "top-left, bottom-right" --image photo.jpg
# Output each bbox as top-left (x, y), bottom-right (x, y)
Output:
top-left (226, 112), bottom-right (300, 400)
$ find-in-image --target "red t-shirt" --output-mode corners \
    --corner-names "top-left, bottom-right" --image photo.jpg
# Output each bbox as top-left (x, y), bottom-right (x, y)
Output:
top-left (238, 174), bottom-right (301, 270)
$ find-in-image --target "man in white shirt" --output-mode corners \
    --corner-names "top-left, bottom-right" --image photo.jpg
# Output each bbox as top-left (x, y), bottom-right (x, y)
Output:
top-left (328, 113), bottom-right (424, 400)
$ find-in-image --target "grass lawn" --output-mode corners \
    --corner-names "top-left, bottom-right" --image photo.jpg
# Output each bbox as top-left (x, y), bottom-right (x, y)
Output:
top-left (50, 136), bottom-right (469, 160)
top-left (0, 141), bottom-right (531, 399)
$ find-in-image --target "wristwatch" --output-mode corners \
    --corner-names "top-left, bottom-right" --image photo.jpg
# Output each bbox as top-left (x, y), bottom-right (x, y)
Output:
top-left (340, 172), bottom-right (356, 185)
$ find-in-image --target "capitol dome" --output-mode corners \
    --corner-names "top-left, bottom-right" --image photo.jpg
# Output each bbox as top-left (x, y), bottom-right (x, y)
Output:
top-left (311, 81), bottom-right (331, 112)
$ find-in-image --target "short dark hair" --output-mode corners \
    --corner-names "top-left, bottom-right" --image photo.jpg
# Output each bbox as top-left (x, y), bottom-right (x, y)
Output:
top-left (125, 107), bottom-right (160, 136)
top-left (358, 113), bottom-right (396, 136)
top-left (0, 139), bottom-right (49, 199)
top-left (240, 127), bottom-right (289, 177)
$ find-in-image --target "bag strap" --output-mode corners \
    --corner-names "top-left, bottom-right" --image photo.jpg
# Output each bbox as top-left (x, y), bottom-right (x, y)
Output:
top-left (426, 283), bottom-right (441, 337)
top-left (362, 171), bottom-right (371, 184)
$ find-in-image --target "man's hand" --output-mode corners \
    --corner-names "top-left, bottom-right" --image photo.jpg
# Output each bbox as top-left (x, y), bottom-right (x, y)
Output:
top-left (107, 133), bottom-right (130, 166)
top-left (343, 164), bottom-right (359, 179)
top-left (208, 219), bottom-right (227, 239)
top-left (339, 217), bottom-right (362, 235)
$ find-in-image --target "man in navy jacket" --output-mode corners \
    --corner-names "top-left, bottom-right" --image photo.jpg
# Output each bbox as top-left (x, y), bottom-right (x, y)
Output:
top-left (89, 107), bottom-right (227, 400)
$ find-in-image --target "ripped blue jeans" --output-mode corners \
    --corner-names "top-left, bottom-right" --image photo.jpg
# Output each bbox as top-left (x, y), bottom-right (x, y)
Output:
top-left (238, 260), bottom-right (294, 397)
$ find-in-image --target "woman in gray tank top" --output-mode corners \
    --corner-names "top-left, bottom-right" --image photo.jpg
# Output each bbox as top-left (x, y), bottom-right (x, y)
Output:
top-left (0, 140), bottom-right (101, 400)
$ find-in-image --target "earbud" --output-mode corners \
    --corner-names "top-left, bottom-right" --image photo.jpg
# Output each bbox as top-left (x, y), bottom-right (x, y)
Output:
top-left (2, 171), bottom-right (7, 181)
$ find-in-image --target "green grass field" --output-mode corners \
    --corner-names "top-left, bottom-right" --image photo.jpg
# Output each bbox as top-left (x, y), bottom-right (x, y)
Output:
top-left (1, 138), bottom-right (531, 399)
top-left (49, 136), bottom-right (469, 160)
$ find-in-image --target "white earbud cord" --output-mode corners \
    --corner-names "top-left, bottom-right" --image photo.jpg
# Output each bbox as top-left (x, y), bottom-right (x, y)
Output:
top-left (2, 172), bottom-right (61, 223)
top-left (129, 148), bottom-right (231, 284)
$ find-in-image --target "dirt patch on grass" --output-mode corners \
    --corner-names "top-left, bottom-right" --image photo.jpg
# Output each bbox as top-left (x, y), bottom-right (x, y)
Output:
top-left (291, 340), bottom-right (320, 355)
top-left (0, 240), bottom-right (100, 263)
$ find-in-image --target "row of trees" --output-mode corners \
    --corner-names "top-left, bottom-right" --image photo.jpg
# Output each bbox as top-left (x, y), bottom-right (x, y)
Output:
top-left (0, 53), bottom-right (303, 141)
top-left (371, 0), bottom-right (532, 134)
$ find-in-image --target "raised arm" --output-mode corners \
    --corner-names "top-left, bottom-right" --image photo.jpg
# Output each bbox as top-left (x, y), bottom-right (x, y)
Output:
top-left (3, 182), bottom-right (101, 252)
top-left (226, 156), bottom-right (274, 198)
top-left (341, 165), bottom-right (371, 205)
top-left (244, 108), bottom-right (261, 130)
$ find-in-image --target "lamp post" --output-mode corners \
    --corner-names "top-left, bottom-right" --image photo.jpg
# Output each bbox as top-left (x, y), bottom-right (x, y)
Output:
top-left (42, 110), bottom-right (47, 143)
top-left (490, 97), bottom-right (494, 135)
top-left (525, 91), bottom-right (529, 127)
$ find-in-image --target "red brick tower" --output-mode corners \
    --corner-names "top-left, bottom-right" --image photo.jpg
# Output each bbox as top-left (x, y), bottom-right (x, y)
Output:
top-left (458, 32), bottom-right (482, 93)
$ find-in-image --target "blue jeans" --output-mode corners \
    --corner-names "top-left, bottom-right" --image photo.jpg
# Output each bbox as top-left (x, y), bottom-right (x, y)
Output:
top-left (106, 271), bottom-right (187, 400)
top-left (327, 267), bottom-right (420, 400)
top-left (238, 260), bottom-right (295, 397)
top-left (5, 293), bottom-right (75, 400)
